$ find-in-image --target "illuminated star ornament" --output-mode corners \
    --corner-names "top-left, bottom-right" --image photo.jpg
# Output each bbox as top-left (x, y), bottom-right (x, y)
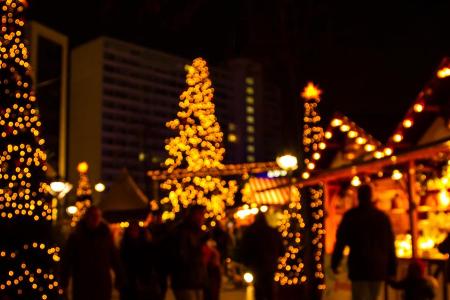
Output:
top-left (160, 57), bottom-right (237, 223)
top-left (0, 0), bottom-right (62, 298)
top-left (301, 82), bottom-right (322, 101)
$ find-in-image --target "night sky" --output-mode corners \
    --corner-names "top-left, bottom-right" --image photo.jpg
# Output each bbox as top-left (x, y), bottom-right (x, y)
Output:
top-left (29, 0), bottom-right (450, 150)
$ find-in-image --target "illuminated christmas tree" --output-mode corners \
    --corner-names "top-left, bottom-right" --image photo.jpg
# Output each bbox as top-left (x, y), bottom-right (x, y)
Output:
top-left (0, 0), bottom-right (62, 298)
top-left (302, 82), bottom-right (326, 290)
top-left (275, 82), bottom-right (326, 289)
top-left (70, 162), bottom-right (92, 227)
top-left (160, 58), bottom-right (237, 222)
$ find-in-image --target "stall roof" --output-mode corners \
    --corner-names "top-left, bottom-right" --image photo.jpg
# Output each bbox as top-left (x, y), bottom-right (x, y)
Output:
top-left (243, 177), bottom-right (291, 205)
top-left (299, 138), bottom-right (450, 186)
top-left (98, 169), bottom-right (149, 222)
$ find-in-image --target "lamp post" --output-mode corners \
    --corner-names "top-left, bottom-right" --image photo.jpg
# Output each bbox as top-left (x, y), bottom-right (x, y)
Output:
top-left (276, 154), bottom-right (299, 203)
top-left (276, 154), bottom-right (299, 173)
top-left (49, 178), bottom-right (72, 226)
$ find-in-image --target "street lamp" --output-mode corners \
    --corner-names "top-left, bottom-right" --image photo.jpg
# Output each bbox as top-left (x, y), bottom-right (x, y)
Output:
top-left (50, 180), bottom-right (66, 194)
top-left (49, 178), bottom-right (73, 226)
top-left (276, 154), bottom-right (298, 172)
top-left (66, 205), bottom-right (78, 216)
top-left (276, 154), bottom-right (299, 205)
top-left (94, 182), bottom-right (106, 193)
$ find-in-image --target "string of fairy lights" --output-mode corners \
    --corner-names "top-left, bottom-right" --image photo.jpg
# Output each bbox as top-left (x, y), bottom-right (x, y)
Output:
top-left (0, 0), bottom-right (61, 298)
top-left (310, 186), bottom-right (325, 290)
top-left (274, 187), bottom-right (307, 285)
top-left (160, 58), bottom-right (237, 222)
top-left (0, 244), bottom-right (62, 298)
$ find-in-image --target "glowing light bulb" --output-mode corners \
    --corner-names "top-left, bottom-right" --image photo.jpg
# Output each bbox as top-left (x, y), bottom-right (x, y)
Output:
top-left (340, 124), bottom-right (350, 132)
top-left (437, 67), bottom-right (450, 78)
top-left (393, 134), bottom-right (403, 143)
top-left (348, 131), bottom-right (358, 138)
top-left (351, 176), bottom-right (361, 187)
top-left (356, 137), bottom-right (367, 145)
top-left (414, 103), bottom-right (424, 113)
top-left (403, 119), bottom-right (413, 128)
top-left (374, 151), bottom-right (384, 159)
top-left (331, 118), bottom-right (342, 127)
top-left (391, 170), bottom-right (403, 180)
top-left (384, 147), bottom-right (393, 156)
top-left (364, 144), bottom-right (375, 152)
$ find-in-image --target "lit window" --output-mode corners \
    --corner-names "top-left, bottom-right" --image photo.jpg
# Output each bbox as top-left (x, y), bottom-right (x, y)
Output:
top-left (246, 96), bottom-right (254, 105)
top-left (245, 77), bottom-right (255, 85)
top-left (247, 155), bottom-right (255, 162)
top-left (228, 123), bottom-right (236, 131)
top-left (246, 106), bottom-right (254, 114)
top-left (228, 133), bottom-right (237, 143)
top-left (138, 152), bottom-right (146, 162)
top-left (247, 126), bottom-right (255, 133)
top-left (246, 87), bottom-right (254, 95)
top-left (247, 145), bottom-right (255, 153)
top-left (247, 136), bottom-right (255, 143)
top-left (246, 116), bottom-right (255, 124)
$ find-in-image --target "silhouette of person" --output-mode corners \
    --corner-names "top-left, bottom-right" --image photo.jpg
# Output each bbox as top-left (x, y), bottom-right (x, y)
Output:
top-left (60, 206), bottom-right (123, 300)
top-left (170, 205), bottom-right (208, 300)
top-left (388, 259), bottom-right (435, 300)
top-left (120, 221), bottom-right (161, 300)
top-left (241, 213), bottom-right (283, 300)
top-left (332, 184), bottom-right (397, 300)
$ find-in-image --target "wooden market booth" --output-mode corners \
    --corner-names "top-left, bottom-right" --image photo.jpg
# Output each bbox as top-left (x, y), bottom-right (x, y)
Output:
top-left (296, 58), bottom-right (450, 300)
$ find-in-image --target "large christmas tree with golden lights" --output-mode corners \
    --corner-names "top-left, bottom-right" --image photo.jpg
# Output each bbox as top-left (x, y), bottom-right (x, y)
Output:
top-left (160, 58), bottom-right (237, 222)
top-left (0, 0), bottom-right (61, 298)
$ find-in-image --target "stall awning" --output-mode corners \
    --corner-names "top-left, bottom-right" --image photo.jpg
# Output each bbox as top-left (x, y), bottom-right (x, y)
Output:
top-left (243, 177), bottom-right (290, 205)
top-left (98, 169), bottom-right (149, 222)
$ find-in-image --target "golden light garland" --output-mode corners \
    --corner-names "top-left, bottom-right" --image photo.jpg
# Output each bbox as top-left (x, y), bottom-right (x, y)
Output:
top-left (274, 186), bottom-right (306, 286)
top-left (0, 1), bottom-right (61, 298)
top-left (160, 58), bottom-right (237, 221)
top-left (0, 244), bottom-right (63, 298)
top-left (327, 114), bottom-right (383, 161)
top-left (385, 61), bottom-right (450, 153)
top-left (310, 187), bottom-right (326, 290)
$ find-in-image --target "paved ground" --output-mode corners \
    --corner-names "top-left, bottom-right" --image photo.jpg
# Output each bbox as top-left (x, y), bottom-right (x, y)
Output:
top-left (110, 280), bottom-right (250, 300)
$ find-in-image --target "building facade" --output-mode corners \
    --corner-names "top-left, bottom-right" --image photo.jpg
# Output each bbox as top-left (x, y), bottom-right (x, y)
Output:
top-left (69, 37), bottom-right (282, 193)
top-left (28, 21), bottom-right (69, 178)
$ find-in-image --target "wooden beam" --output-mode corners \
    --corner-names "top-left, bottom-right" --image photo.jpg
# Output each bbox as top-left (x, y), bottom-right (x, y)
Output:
top-left (298, 139), bottom-right (450, 186)
top-left (147, 161), bottom-right (280, 180)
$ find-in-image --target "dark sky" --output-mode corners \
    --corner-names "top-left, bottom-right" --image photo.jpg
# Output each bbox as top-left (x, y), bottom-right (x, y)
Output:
top-left (29, 0), bottom-right (450, 149)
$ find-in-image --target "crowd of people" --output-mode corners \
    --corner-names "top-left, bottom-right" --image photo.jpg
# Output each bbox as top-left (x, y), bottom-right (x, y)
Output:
top-left (59, 204), bottom-right (283, 300)
top-left (59, 184), bottom-right (450, 300)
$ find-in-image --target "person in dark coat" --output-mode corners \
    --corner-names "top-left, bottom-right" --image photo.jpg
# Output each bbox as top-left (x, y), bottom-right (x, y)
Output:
top-left (211, 222), bottom-right (231, 263)
top-left (203, 238), bottom-right (222, 300)
top-left (60, 206), bottom-right (123, 300)
top-left (388, 259), bottom-right (435, 300)
top-left (332, 184), bottom-right (397, 300)
top-left (170, 204), bottom-right (208, 300)
top-left (147, 210), bottom-right (172, 300)
top-left (120, 221), bottom-right (161, 300)
top-left (241, 212), bottom-right (284, 300)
